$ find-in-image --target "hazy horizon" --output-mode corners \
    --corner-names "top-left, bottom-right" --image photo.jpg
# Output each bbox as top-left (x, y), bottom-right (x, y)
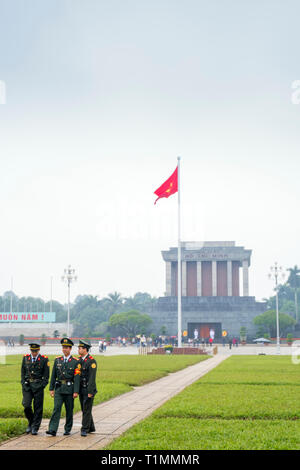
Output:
top-left (0, 1), bottom-right (299, 304)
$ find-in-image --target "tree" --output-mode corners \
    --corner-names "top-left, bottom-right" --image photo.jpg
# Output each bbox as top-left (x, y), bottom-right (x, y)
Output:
top-left (109, 310), bottom-right (152, 337)
top-left (124, 293), bottom-right (156, 312)
top-left (94, 321), bottom-right (110, 336)
top-left (71, 295), bottom-right (107, 336)
top-left (253, 310), bottom-right (296, 337)
top-left (240, 326), bottom-right (247, 341)
top-left (103, 292), bottom-right (124, 317)
top-left (280, 300), bottom-right (295, 316)
top-left (287, 265), bottom-right (300, 323)
top-left (3, 291), bottom-right (18, 300)
top-left (41, 333), bottom-right (47, 345)
top-left (263, 283), bottom-right (298, 314)
top-left (19, 334), bottom-right (24, 345)
top-left (160, 325), bottom-right (167, 335)
top-left (49, 300), bottom-right (67, 322)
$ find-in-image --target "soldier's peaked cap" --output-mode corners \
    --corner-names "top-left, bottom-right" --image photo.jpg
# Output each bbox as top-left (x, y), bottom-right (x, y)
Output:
top-left (78, 339), bottom-right (91, 349)
top-left (29, 343), bottom-right (40, 350)
top-left (61, 337), bottom-right (74, 347)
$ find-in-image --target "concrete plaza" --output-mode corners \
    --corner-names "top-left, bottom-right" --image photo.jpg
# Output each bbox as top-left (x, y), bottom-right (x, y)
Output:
top-left (1, 342), bottom-right (297, 358)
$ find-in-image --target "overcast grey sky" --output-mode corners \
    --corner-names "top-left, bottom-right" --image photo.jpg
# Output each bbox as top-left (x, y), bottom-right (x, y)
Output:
top-left (0, 0), bottom-right (299, 304)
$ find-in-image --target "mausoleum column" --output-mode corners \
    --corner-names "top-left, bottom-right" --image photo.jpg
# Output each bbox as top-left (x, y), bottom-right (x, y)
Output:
top-left (165, 261), bottom-right (172, 296)
top-left (242, 260), bottom-right (249, 296)
top-left (227, 260), bottom-right (232, 296)
top-left (212, 260), bottom-right (217, 296)
top-left (197, 261), bottom-right (202, 296)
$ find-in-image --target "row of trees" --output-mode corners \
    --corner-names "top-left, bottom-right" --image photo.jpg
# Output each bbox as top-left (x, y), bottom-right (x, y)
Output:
top-left (253, 310), bottom-right (296, 338)
top-left (251, 265), bottom-right (300, 338)
top-left (0, 292), bottom-right (66, 321)
top-left (1, 265), bottom-right (299, 339)
top-left (264, 265), bottom-right (300, 321)
top-left (71, 292), bottom-right (157, 337)
top-left (0, 290), bottom-right (157, 337)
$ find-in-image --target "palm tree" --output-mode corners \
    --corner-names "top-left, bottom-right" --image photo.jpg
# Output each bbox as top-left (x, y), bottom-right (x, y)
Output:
top-left (124, 293), bottom-right (158, 312)
top-left (287, 266), bottom-right (300, 323)
top-left (124, 296), bottom-right (141, 310)
top-left (103, 292), bottom-right (124, 316)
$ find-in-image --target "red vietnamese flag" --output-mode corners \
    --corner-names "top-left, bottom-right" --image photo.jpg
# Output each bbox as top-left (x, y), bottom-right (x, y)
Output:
top-left (154, 166), bottom-right (178, 204)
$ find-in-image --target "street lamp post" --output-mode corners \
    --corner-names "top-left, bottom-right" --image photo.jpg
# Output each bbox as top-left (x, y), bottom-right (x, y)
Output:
top-left (50, 276), bottom-right (53, 313)
top-left (10, 277), bottom-right (13, 315)
top-left (62, 265), bottom-right (77, 337)
top-left (269, 262), bottom-right (285, 355)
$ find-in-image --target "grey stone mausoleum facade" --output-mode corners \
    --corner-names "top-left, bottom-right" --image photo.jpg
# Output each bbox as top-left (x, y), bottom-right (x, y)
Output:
top-left (149, 241), bottom-right (266, 340)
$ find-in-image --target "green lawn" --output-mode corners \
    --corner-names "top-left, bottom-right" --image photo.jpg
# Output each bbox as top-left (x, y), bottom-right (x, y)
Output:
top-left (0, 418), bottom-right (28, 444)
top-left (0, 354), bottom-right (208, 442)
top-left (105, 355), bottom-right (300, 450)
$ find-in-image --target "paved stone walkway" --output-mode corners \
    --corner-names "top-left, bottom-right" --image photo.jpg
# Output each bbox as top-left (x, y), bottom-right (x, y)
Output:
top-left (0, 354), bottom-right (228, 450)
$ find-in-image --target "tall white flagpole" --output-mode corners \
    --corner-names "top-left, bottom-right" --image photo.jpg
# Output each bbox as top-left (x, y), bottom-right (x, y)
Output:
top-left (50, 276), bottom-right (53, 313)
top-left (177, 156), bottom-right (182, 347)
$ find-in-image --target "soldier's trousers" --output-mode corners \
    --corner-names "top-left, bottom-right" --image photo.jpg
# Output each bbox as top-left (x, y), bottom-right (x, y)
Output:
top-left (79, 392), bottom-right (95, 432)
top-left (48, 391), bottom-right (74, 433)
top-left (22, 387), bottom-right (44, 431)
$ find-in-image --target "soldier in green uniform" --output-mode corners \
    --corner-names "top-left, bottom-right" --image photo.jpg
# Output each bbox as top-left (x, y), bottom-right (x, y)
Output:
top-left (46, 338), bottom-right (81, 436)
top-left (77, 339), bottom-right (97, 436)
top-left (21, 342), bottom-right (50, 435)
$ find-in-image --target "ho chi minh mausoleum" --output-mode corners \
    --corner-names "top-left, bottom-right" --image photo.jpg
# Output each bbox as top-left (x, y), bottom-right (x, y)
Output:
top-left (150, 241), bottom-right (267, 340)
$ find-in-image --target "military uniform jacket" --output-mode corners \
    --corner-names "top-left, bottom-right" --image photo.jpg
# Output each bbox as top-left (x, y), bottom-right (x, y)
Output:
top-left (49, 356), bottom-right (81, 395)
top-left (79, 354), bottom-right (97, 395)
top-left (21, 354), bottom-right (50, 392)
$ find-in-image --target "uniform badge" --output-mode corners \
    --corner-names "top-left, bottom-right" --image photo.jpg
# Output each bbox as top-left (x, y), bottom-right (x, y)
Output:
top-left (91, 363), bottom-right (96, 368)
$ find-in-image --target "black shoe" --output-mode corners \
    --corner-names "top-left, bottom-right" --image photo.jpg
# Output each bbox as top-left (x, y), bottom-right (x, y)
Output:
top-left (46, 430), bottom-right (56, 436)
top-left (26, 425), bottom-right (32, 434)
top-left (31, 429), bottom-right (38, 435)
top-left (81, 430), bottom-right (87, 437)
top-left (63, 431), bottom-right (71, 435)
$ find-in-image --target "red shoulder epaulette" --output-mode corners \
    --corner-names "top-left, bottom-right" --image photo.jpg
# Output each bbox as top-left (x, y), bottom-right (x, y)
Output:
top-left (24, 354), bottom-right (30, 357)
top-left (89, 356), bottom-right (94, 360)
top-left (41, 355), bottom-right (48, 358)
